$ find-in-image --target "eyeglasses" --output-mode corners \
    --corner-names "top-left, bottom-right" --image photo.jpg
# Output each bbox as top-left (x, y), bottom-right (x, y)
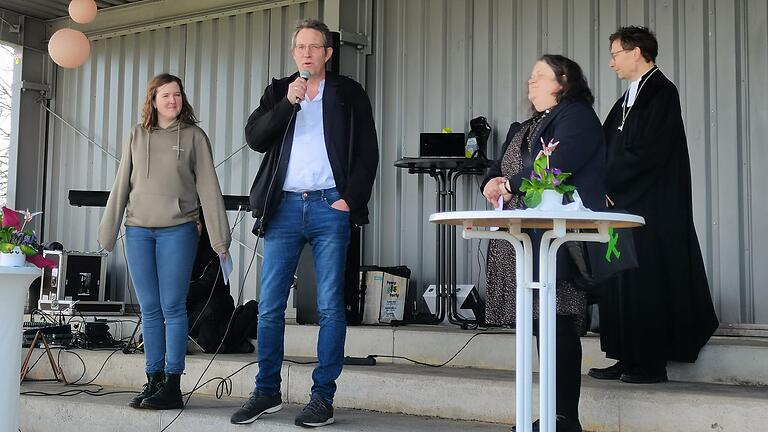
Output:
top-left (610, 49), bottom-right (632, 61)
top-left (294, 44), bottom-right (326, 52)
top-left (528, 72), bottom-right (558, 83)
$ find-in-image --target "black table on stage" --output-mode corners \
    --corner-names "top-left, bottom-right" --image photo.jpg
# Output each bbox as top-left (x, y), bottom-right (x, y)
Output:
top-left (394, 157), bottom-right (491, 326)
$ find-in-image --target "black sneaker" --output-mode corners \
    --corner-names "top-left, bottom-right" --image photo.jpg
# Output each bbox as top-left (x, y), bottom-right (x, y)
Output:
top-left (230, 390), bottom-right (282, 424)
top-left (295, 393), bottom-right (335, 428)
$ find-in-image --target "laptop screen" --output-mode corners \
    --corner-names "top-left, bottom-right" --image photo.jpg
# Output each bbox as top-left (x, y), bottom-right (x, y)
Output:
top-left (419, 133), bottom-right (465, 157)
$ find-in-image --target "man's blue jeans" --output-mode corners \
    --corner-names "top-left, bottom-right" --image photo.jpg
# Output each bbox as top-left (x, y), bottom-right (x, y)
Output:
top-left (125, 222), bottom-right (199, 374)
top-left (256, 188), bottom-right (350, 403)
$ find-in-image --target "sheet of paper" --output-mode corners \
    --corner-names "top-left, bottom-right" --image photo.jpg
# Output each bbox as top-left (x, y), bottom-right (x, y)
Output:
top-left (219, 252), bottom-right (233, 285)
top-left (490, 195), bottom-right (504, 231)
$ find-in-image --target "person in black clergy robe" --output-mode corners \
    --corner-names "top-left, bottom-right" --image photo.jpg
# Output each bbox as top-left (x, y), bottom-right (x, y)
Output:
top-left (588, 26), bottom-right (719, 384)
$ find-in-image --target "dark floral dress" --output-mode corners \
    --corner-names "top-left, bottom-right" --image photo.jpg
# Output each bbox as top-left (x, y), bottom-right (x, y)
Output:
top-left (484, 113), bottom-right (586, 328)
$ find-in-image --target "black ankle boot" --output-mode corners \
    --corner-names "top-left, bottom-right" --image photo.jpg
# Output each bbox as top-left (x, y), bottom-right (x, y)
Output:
top-left (128, 371), bottom-right (164, 408)
top-left (140, 373), bottom-right (183, 410)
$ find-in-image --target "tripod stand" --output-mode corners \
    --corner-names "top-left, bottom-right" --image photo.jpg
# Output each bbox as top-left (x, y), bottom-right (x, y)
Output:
top-left (20, 331), bottom-right (67, 384)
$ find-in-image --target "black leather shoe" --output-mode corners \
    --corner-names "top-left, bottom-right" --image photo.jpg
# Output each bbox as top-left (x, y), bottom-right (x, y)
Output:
top-left (510, 416), bottom-right (582, 432)
top-left (511, 419), bottom-right (540, 432)
top-left (587, 361), bottom-right (627, 380)
top-left (620, 366), bottom-right (668, 384)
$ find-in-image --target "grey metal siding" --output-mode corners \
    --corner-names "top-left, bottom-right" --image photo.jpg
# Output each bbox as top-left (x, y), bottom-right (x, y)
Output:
top-left (368, 0), bottom-right (767, 325)
top-left (43, 0), bottom-right (766, 325)
top-left (46, 2), bottom-right (323, 303)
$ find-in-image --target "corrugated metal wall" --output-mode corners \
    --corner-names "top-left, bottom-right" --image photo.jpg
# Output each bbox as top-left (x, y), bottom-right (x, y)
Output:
top-left (45, 0), bottom-right (767, 325)
top-left (367, 0), bottom-right (768, 325)
top-left (46, 1), bottom-right (324, 303)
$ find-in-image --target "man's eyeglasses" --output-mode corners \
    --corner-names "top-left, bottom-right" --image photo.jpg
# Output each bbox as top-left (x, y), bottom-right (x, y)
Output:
top-left (610, 49), bottom-right (633, 61)
top-left (294, 44), bottom-right (326, 52)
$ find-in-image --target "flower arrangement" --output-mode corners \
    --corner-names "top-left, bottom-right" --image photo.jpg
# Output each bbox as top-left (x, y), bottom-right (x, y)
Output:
top-left (518, 138), bottom-right (575, 208)
top-left (0, 207), bottom-right (55, 268)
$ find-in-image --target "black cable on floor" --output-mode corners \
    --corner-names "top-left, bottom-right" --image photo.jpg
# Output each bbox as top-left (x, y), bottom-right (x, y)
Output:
top-left (372, 330), bottom-right (509, 368)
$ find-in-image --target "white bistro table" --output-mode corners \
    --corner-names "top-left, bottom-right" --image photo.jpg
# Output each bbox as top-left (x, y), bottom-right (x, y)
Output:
top-left (429, 210), bottom-right (644, 432)
top-left (0, 265), bottom-right (40, 432)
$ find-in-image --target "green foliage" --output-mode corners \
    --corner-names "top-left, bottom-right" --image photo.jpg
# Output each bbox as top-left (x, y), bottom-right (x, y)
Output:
top-left (518, 153), bottom-right (575, 208)
top-left (0, 214), bottom-right (42, 257)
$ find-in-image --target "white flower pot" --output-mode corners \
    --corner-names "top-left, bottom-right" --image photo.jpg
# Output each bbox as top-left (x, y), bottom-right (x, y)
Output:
top-left (0, 247), bottom-right (26, 267)
top-left (535, 190), bottom-right (564, 211)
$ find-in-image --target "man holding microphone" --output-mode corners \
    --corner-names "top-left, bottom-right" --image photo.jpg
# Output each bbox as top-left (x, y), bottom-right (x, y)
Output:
top-left (230, 18), bottom-right (378, 428)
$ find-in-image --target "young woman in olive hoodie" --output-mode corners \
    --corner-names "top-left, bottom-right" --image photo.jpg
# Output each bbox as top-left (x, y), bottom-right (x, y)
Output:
top-left (98, 73), bottom-right (231, 410)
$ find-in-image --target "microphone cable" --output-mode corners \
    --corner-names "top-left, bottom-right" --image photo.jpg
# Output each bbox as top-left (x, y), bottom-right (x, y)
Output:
top-left (161, 78), bottom-right (303, 431)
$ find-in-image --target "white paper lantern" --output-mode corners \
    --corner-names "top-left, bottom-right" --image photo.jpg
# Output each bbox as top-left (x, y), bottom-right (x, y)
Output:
top-left (68, 0), bottom-right (98, 24)
top-left (48, 28), bottom-right (91, 69)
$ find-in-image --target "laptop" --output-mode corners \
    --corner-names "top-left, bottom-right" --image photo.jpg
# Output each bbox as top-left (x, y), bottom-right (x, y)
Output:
top-left (418, 132), bottom-right (466, 158)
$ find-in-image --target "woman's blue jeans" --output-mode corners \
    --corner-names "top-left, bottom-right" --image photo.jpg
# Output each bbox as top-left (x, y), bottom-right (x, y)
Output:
top-left (125, 222), bottom-right (199, 374)
top-left (256, 188), bottom-right (350, 403)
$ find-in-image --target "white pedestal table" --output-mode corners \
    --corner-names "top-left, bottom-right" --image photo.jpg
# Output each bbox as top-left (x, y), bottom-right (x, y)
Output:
top-left (0, 265), bottom-right (41, 432)
top-left (429, 210), bottom-right (644, 432)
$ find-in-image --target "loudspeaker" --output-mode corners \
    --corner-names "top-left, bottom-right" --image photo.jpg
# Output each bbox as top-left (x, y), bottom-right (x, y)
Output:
top-left (327, 31), bottom-right (340, 74)
top-left (422, 284), bottom-right (483, 323)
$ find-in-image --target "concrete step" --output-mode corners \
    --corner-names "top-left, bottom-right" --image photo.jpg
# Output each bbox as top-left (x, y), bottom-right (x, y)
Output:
top-left (283, 323), bottom-right (768, 386)
top-left (19, 382), bottom-right (504, 432)
top-left (57, 317), bottom-right (768, 386)
top-left (24, 315), bottom-right (768, 386)
top-left (20, 348), bottom-right (768, 431)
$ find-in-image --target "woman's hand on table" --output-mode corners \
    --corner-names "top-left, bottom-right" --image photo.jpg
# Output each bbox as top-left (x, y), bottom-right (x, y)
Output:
top-left (483, 177), bottom-right (507, 208)
top-left (497, 178), bottom-right (514, 203)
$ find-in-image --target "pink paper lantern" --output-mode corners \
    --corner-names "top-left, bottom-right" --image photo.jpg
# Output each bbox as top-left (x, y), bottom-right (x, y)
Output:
top-left (48, 28), bottom-right (91, 69)
top-left (68, 0), bottom-right (97, 24)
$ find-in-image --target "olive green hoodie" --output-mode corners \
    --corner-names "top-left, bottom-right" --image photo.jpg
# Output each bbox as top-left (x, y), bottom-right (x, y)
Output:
top-left (98, 121), bottom-right (231, 254)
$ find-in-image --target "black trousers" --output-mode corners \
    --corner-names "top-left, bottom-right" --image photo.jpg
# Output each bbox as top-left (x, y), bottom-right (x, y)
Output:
top-left (533, 314), bottom-right (582, 421)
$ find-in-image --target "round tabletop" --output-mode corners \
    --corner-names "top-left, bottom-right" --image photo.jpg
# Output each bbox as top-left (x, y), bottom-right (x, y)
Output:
top-left (429, 210), bottom-right (645, 229)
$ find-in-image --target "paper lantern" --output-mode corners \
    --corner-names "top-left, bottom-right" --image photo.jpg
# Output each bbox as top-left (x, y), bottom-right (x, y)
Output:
top-left (48, 28), bottom-right (91, 69)
top-left (68, 0), bottom-right (97, 24)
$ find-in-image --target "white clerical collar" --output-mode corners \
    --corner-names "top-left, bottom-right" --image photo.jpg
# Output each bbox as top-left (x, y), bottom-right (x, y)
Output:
top-left (625, 66), bottom-right (656, 107)
top-left (625, 78), bottom-right (641, 107)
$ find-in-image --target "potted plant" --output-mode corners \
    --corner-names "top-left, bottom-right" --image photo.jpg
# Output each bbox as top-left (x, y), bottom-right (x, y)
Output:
top-left (518, 138), bottom-right (575, 209)
top-left (0, 207), bottom-right (54, 268)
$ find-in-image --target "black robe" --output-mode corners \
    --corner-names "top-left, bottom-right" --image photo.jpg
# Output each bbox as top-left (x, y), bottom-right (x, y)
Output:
top-left (599, 67), bottom-right (719, 364)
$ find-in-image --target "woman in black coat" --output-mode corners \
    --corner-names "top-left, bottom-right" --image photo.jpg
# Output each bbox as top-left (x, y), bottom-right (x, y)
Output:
top-left (481, 54), bottom-right (605, 432)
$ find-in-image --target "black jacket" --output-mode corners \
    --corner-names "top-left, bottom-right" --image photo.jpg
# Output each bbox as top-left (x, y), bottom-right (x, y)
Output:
top-left (245, 71), bottom-right (379, 235)
top-left (481, 99), bottom-right (607, 280)
top-left (482, 99), bottom-right (606, 211)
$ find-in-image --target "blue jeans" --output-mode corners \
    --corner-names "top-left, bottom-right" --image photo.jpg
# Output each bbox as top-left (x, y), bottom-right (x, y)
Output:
top-left (125, 222), bottom-right (199, 374)
top-left (256, 188), bottom-right (350, 403)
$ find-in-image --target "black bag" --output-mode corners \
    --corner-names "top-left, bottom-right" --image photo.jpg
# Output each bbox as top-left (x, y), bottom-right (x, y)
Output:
top-left (565, 226), bottom-right (639, 291)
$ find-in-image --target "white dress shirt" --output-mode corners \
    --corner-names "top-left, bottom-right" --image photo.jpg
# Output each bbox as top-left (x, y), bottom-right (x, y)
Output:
top-left (282, 80), bottom-right (336, 192)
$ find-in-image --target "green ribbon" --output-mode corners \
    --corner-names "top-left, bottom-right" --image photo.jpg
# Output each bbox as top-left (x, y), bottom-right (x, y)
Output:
top-left (605, 227), bottom-right (621, 262)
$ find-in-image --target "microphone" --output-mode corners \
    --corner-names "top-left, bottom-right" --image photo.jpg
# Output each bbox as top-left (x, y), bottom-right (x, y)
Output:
top-left (293, 70), bottom-right (311, 111)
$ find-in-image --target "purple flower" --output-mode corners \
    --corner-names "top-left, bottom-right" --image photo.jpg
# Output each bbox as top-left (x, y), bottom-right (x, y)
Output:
top-left (553, 168), bottom-right (562, 175)
top-left (553, 178), bottom-right (561, 186)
